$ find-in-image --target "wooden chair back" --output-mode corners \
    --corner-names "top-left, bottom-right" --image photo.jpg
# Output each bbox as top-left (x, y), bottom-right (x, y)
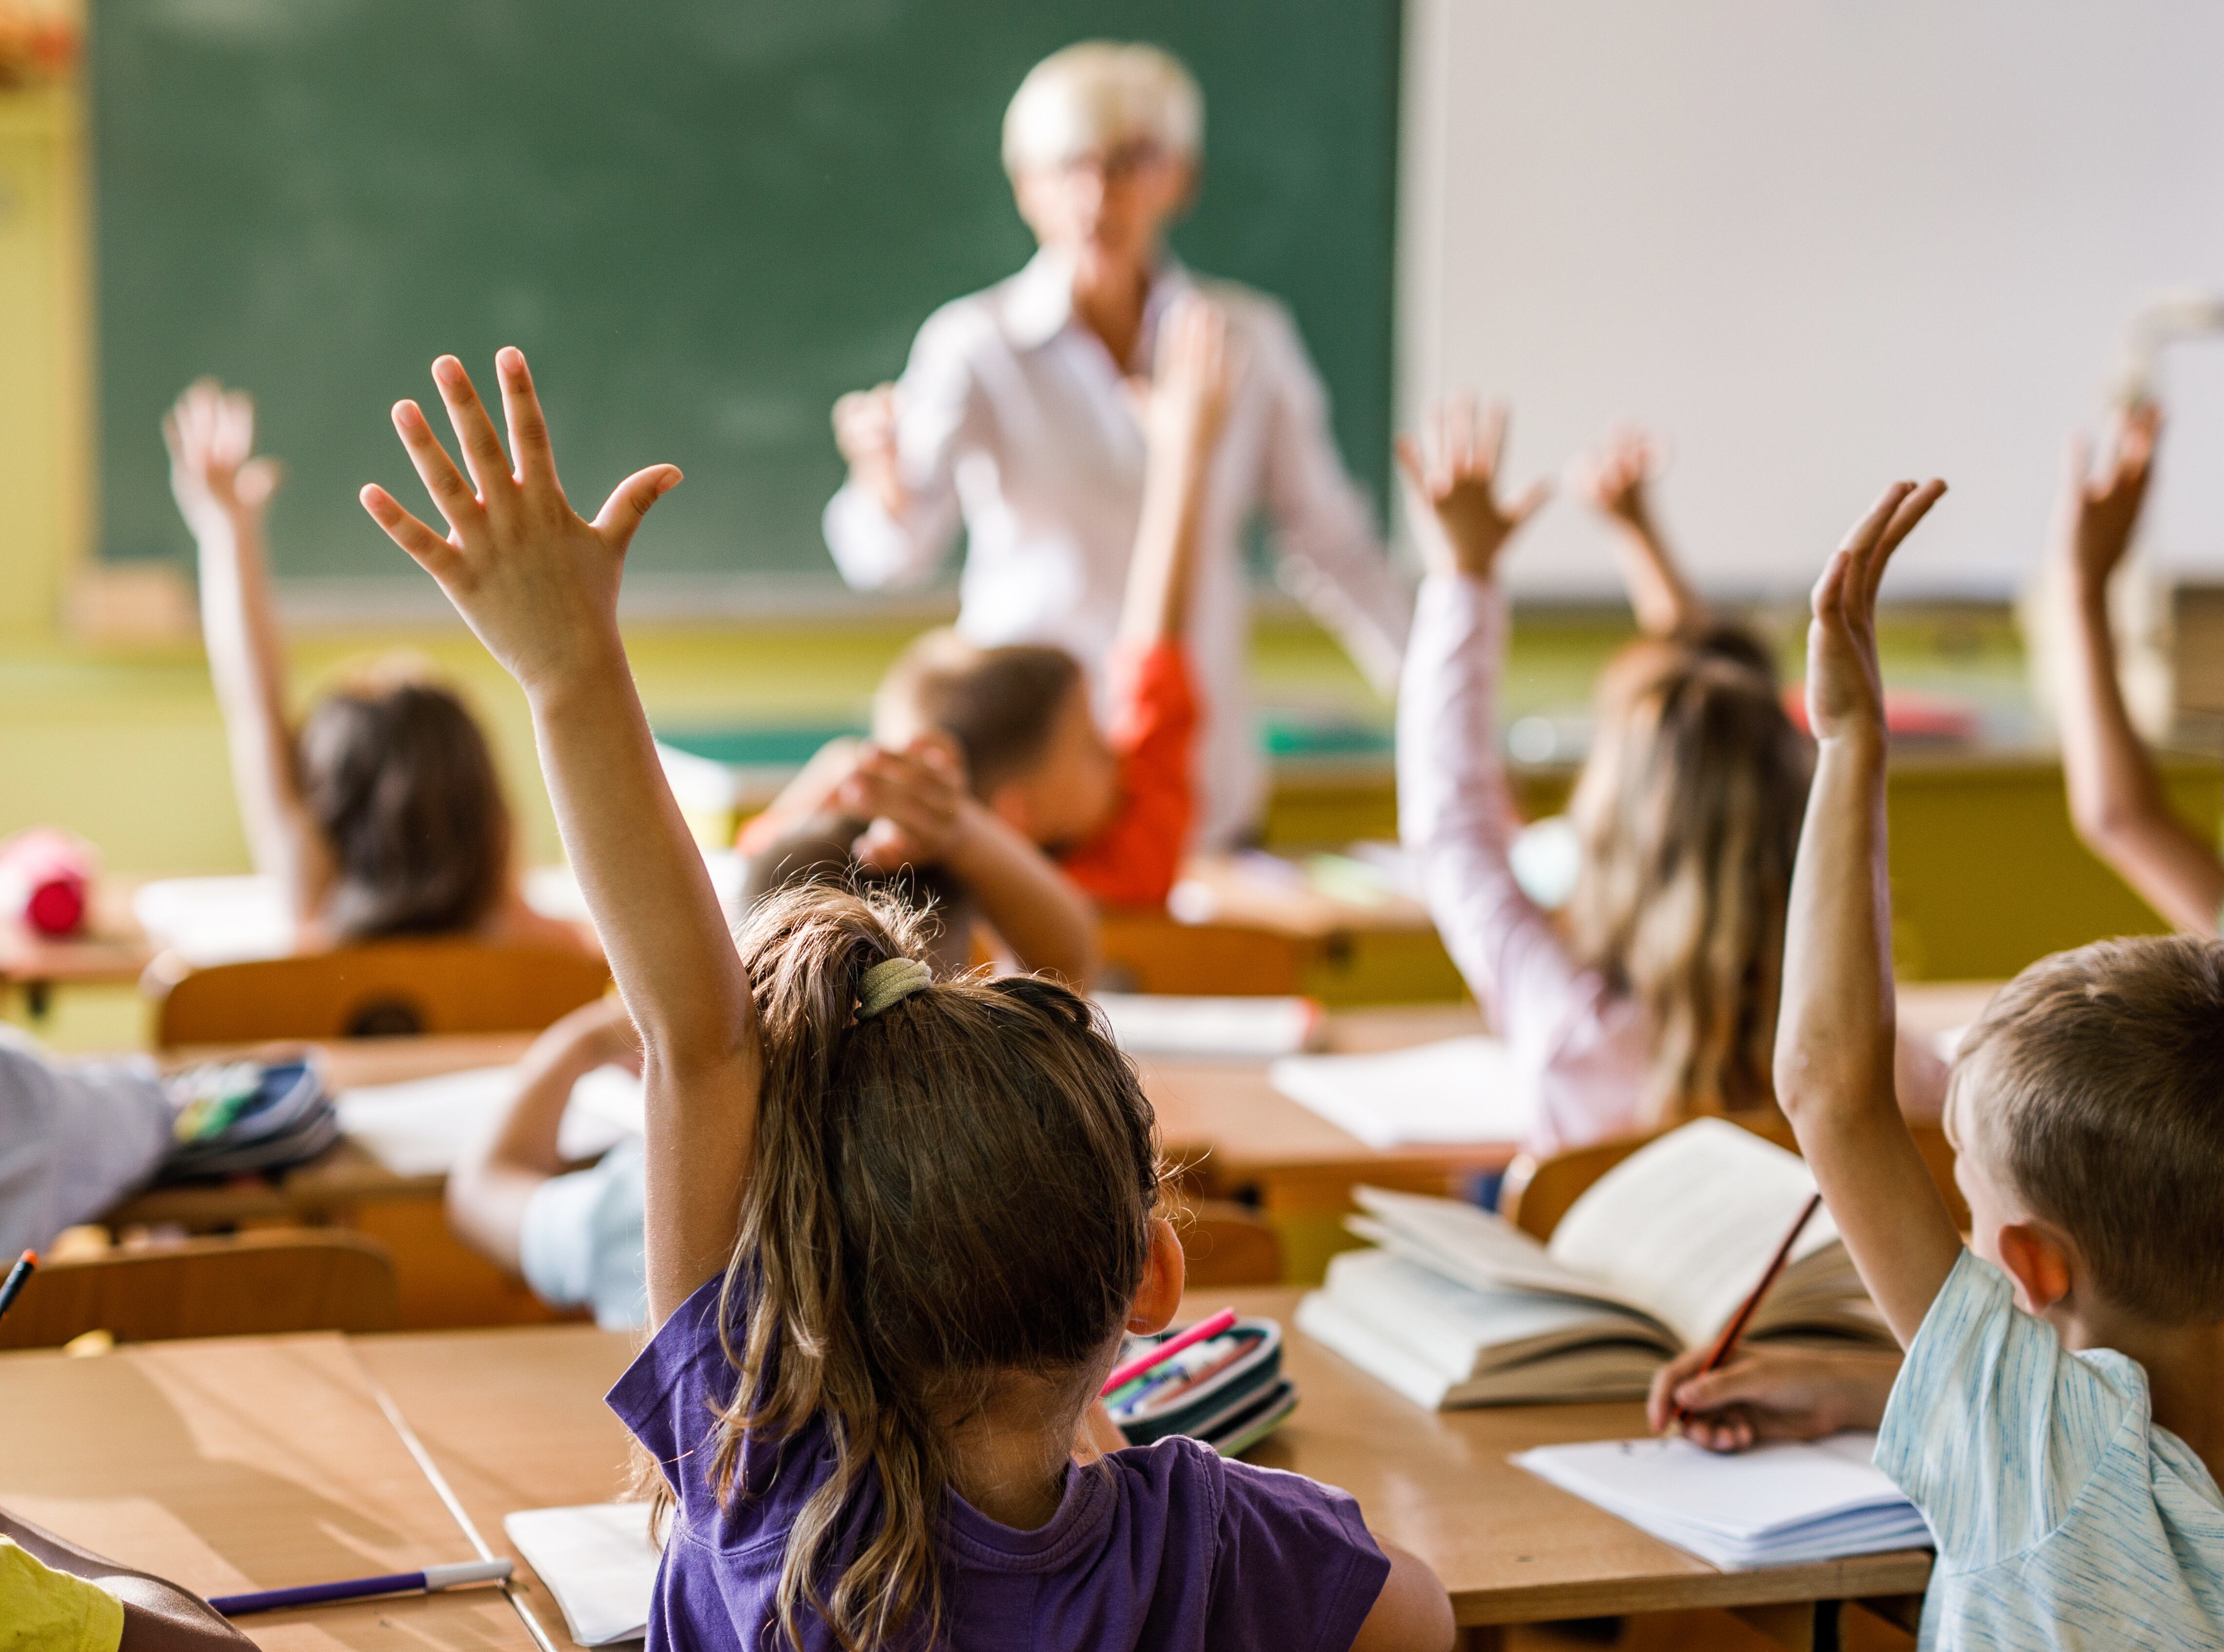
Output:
top-left (1096, 913), bottom-right (1311, 996)
top-left (1171, 1197), bottom-right (1285, 1287)
top-left (1497, 1115), bottom-right (1966, 1241)
top-left (0, 1231), bottom-right (399, 1350)
top-left (151, 939), bottom-right (609, 1046)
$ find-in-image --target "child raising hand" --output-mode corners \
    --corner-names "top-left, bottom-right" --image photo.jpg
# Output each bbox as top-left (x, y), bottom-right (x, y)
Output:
top-left (361, 351), bottom-right (1451, 1652)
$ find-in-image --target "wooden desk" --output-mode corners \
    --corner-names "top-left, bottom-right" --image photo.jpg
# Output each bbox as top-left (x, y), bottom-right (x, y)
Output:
top-left (353, 1288), bottom-right (1930, 1651)
top-left (0, 1332), bottom-right (536, 1651)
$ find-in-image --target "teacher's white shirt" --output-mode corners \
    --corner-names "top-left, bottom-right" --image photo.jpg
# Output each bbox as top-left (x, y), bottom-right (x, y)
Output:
top-left (823, 250), bottom-right (1412, 850)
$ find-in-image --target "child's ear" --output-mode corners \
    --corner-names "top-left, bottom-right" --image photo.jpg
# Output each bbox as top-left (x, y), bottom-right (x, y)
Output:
top-left (1994, 1221), bottom-right (2076, 1315)
top-left (1126, 1215), bottom-right (1186, 1336)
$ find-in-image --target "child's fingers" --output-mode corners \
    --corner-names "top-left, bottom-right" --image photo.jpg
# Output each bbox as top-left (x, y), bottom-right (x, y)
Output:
top-left (1507, 477), bottom-right (1551, 527)
top-left (591, 464), bottom-right (684, 554)
top-left (1867, 479), bottom-right (1946, 604)
top-left (1834, 480), bottom-right (1917, 606)
top-left (429, 356), bottom-right (516, 506)
top-left (391, 400), bottom-right (483, 539)
top-left (359, 484), bottom-right (461, 580)
top-left (1477, 398), bottom-right (1508, 478)
top-left (495, 347), bottom-right (559, 489)
top-left (1393, 435), bottom-right (1432, 506)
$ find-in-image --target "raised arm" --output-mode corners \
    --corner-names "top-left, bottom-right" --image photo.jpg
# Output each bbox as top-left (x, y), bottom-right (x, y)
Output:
top-left (2051, 405), bottom-right (2224, 936)
top-left (1776, 480), bottom-right (1964, 1345)
top-left (361, 349), bottom-right (741, 1329)
top-left (1565, 427), bottom-right (1703, 639)
top-left (1119, 294), bottom-right (1231, 646)
top-left (165, 382), bottom-right (336, 932)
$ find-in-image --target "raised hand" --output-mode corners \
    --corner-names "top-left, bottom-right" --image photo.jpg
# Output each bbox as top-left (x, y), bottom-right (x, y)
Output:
top-left (1394, 395), bottom-right (1549, 581)
top-left (164, 378), bottom-right (283, 538)
top-left (1565, 425), bottom-right (1665, 530)
top-left (1804, 479), bottom-right (1946, 742)
top-left (1145, 294), bottom-right (1234, 479)
top-left (833, 382), bottom-right (907, 518)
top-left (2057, 402), bottom-right (2160, 604)
top-left (359, 349), bottom-right (680, 697)
top-left (1646, 1344), bottom-right (1900, 1453)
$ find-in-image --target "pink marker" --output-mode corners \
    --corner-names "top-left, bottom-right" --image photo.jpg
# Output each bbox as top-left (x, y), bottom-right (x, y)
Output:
top-left (1101, 1308), bottom-right (1238, 1397)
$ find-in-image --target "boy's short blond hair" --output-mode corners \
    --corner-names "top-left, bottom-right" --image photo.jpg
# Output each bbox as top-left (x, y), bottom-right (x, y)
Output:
top-left (1952, 934), bottom-right (2224, 1324)
top-left (1001, 41), bottom-right (1203, 176)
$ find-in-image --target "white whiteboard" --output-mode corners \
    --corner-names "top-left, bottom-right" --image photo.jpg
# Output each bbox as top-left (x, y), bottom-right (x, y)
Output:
top-left (1394, 0), bottom-right (2224, 599)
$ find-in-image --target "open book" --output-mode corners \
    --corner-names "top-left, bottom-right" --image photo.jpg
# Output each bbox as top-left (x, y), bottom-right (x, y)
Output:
top-left (1297, 1118), bottom-right (1887, 1406)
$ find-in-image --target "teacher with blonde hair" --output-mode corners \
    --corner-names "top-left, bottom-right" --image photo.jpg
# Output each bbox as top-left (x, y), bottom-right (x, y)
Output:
top-left (824, 41), bottom-right (1410, 850)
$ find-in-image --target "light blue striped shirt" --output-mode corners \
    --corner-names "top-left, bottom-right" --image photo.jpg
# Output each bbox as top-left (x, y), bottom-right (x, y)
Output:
top-left (1877, 1248), bottom-right (2224, 1648)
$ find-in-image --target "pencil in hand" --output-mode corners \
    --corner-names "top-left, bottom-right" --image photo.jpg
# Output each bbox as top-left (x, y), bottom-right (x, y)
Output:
top-left (1667, 1193), bottom-right (1823, 1431)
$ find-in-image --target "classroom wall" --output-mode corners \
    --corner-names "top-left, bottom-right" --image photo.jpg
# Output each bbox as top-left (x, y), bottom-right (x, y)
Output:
top-left (1394, 0), bottom-right (2224, 601)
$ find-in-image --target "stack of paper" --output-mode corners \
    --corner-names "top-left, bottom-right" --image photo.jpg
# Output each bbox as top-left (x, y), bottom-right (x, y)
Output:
top-left (1092, 993), bottom-right (1323, 1058)
top-left (1269, 1036), bottom-right (1531, 1147)
top-left (1514, 1433), bottom-right (1931, 1568)
top-left (132, 875), bottom-right (292, 966)
top-left (504, 1503), bottom-right (660, 1645)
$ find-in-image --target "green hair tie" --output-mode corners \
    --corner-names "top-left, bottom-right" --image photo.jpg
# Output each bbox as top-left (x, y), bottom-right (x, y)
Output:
top-left (856, 955), bottom-right (933, 1019)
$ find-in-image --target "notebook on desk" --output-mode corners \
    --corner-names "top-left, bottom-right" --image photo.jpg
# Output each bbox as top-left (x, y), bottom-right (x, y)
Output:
top-left (1514, 1433), bottom-right (1931, 1569)
top-left (504, 1503), bottom-right (659, 1646)
top-left (1268, 1035), bottom-right (1531, 1148)
top-left (1297, 1119), bottom-right (1891, 1405)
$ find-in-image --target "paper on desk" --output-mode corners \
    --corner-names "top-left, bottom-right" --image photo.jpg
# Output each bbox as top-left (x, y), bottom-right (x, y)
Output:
top-left (336, 1065), bottom-right (643, 1176)
top-left (131, 876), bottom-right (292, 966)
top-left (1514, 1433), bottom-right (1932, 1569)
top-left (1268, 1036), bottom-right (1531, 1148)
top-left (1092, 993), bottom-right (1323, 1058)
top-left (504, 1503), bottom-right (659, 1646)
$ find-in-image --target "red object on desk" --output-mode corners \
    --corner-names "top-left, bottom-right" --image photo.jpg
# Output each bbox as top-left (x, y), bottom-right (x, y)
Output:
top-left (0, 829), bottom-right (92, 937)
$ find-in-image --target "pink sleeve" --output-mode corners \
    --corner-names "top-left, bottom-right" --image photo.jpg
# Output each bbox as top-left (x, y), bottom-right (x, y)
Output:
top-left (1397, 574), bottom-right (1645, 1151)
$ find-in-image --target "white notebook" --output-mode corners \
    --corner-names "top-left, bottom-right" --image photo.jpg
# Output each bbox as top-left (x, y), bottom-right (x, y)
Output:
top-left (504, 1502), bottom-right (660, 1646)
top-left (1092, 993), bottom-right (1323, 1058)
top-left (335, 1064), bottom-right (642, 1176)
top-left (1514, 1433), bottom-right (1931, 1569)
top-left (1268, 1035), bottom-right (1532, 1147)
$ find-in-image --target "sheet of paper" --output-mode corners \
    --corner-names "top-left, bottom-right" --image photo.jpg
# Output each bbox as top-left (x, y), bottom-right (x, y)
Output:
top-left (336, 1065), bottom-right (640, 1176)
top-left (1269, 1036), bottom-right (1532, 1148)
top-left (131, 875), bottom-right (292, 966)
top-left (1092, 993), bottom-right (1322, 1058)
top-left (503, 1503), bottom-right (659, 1646)
top-left (1546, 1118), bottom-right (1840, 1350)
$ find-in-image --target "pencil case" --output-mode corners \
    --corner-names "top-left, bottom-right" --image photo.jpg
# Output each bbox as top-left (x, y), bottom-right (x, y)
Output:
top-left (1108, 1316), bottom-right (1293, 1453)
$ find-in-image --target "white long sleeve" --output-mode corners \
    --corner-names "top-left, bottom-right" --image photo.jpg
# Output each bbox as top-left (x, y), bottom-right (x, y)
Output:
top-left (1397, 572), bottom-right (1649, 1153)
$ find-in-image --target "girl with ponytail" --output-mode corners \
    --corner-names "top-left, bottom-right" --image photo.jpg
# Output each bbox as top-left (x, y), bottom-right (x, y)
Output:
top-left (362, 350), bottom-right (1452, 1652)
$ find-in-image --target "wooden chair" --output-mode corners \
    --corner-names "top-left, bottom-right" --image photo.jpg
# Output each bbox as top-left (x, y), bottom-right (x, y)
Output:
top-left (1497, 1114), bottom-right (1966, 1241)
top-left (150, 939), bottom-right (610, 1046)
top-left (0, 1231), bottom-right (399, 1350)
top-left (1097, 912), bottom-right (1313, 996)
top-left (1170, 1196), bottom-right (1285, 1287)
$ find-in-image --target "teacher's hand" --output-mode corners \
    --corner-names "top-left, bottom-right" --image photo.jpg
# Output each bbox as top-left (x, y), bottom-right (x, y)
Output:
top-left (833, 382), bottom-right (908, 519)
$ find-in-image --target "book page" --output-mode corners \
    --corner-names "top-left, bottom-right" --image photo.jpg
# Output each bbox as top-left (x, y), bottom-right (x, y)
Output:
top-left (1350, 1188), bottom-right (1668, 1325)
top-left (1545, 1119), bottom-right (1844, 1349)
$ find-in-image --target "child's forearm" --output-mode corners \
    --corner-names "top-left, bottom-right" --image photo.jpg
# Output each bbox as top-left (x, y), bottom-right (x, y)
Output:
top-left (2056, 579), bottom-right (2224, 934)
top-left (1606, 513), bottom-right (1703, 639)
top-left (192, 515), bottom-right (328, 913)
top-left (1118, 453), bottom-right (1209, 646)
top-left (447, 1023), bottom-right (606, 1271)
top-left (943, 802), bottom-right (1099, 987)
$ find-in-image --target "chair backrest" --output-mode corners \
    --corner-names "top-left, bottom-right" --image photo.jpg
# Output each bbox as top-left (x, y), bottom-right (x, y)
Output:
top-left (1497, 1114), bottom-right (1966, 1241)
top-left (1172, 1197), bottom-right (1285, 1288)
top-left (0, 1231), bottom-right (399, 1349)
top-left (152, 939), bottom-right (609, 1046)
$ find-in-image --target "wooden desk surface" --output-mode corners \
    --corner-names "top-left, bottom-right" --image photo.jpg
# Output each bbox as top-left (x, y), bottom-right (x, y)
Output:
top-left (0, 1332), bottom-right (536, 1651)
top-left (353, 1286), bottom-right (1931, 1637)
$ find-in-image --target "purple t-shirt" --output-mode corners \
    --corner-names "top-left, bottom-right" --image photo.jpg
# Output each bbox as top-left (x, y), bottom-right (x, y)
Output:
top-left (607, 1274), bottom-right (1391, 1652)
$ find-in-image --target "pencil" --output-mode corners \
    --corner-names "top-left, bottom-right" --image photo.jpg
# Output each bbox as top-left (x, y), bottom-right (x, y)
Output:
top-left (209, 1558), bottom-right (512, 1617)
top-left (0, 1250), bottom-right (36, 1320)
top-left (1101, 1308), bottom-right (1237, 1397)
top-left (1668, 1192), bottom-right (1823, 1429)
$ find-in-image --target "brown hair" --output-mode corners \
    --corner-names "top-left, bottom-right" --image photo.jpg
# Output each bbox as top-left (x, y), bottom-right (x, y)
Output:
top-left (296, 678), bottom-right (511, 940)
top-left (1568, 645), bottom-right (1810, 1123)
top-left (1952, 935), bottom-right (2224, 1324)
top-left (710, 883), bottom-right (1158, 1651)
top-left (877, 629), bottom-right (1085, 796)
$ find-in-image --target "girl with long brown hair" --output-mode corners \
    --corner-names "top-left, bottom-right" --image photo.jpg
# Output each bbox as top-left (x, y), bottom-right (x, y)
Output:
top-left (360, 348), bottom-right (1452, 1652)
top-left (1396, 400), bottom-right (1947, 1153)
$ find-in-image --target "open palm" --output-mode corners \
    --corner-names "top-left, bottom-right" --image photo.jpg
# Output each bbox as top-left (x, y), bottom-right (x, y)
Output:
top-left (1805, 480), bottom-right (1946, 740)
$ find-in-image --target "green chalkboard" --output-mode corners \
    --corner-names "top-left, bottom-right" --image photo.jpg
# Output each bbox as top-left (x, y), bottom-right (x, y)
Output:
top-left (93, 0), bottom-right (1401, 586)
